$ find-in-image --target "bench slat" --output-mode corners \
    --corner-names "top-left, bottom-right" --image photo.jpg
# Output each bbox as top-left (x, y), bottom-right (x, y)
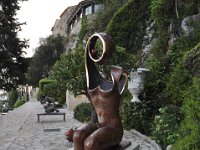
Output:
top-left (37, 113), bottom-right (66, 122)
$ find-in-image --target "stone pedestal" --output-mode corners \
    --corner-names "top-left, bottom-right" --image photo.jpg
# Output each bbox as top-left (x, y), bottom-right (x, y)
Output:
top-left (68, 140), bottom-right (131, 150)
top-left (111, 140), bottom-right (132, 150)
top-left (66, 90), bottom-right (89, 111)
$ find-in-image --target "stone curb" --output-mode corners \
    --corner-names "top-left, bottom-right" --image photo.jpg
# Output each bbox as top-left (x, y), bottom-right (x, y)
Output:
top-left (129, 129), bottom-right (161, 150)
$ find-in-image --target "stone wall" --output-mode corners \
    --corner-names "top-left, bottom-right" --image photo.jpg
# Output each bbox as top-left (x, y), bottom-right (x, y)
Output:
top-left (66, 90), bottom-right (89, 111)
top-left (51, 6), bottom-right (76, 36)
top-left (66, 19), bottom-right (82, 50)
top-left (181, 13), bottom-right (200, 36)
top-left (51, 19), bottom-right (61, 35)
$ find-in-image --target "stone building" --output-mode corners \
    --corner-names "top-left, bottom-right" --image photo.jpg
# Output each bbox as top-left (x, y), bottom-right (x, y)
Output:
top-left (51, 0), bottom-right (101, 41)
top-left (66, 0), bottom-right (101, 34)
top-left (51, 6), bottom-right (76, 36)
top-left (51, 0), bottom-right (101, 110)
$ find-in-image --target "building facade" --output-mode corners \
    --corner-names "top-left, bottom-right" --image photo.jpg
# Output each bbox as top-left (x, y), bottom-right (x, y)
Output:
top-left (51, 0), bottom-right (101, 37)
top-left (51, 6), bottom-right (76, 36)
top-left (51, 0), bottom-right (101, 110)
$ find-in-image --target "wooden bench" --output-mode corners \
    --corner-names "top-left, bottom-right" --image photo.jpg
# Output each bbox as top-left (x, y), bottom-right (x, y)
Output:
top-left (37, 112), bottom-right (66, 122)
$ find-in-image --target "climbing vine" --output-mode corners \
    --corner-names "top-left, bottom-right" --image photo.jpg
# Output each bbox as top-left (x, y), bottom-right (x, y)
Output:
top-left (77, 16), bottom-right (88, 46)
top-left (106, 0), bottom-right (151, 53)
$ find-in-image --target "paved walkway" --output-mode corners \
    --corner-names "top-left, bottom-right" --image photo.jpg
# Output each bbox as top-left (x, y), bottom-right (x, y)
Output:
top-left (0, 97), bottom-right (161, 150)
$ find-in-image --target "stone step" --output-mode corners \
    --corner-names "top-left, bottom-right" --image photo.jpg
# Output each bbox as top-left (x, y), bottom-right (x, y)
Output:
top-left (67, 141), bottom-right (140, 150)
top-left (67, 142), bottom-right (160, 150)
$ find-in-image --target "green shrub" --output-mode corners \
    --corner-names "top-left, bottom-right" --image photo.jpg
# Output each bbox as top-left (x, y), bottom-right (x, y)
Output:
top-left (120, 100), bottom-right (154, 134)
top-left (184, 42), bottom-right (200, 77)
top-left (77, 16), bottom-right (88, 44)
top-left (169, 37), bottom-right (200, 67)
top-left (43, 82), bottom-right (65, 105)
top-left (74, 103), bottom-right (91, 122)
top-left (151, 106), bottom-right (181, 149)
top-left (39, 78), bottom-right (54, 91)
top-left (165, 63), bottom-right (190, 105)
top-left (172, 78), bottom-right (200, 150)
top-left (0, 103), bottom-right (3, 112)
top-left (43, 82), bottom-right (57, 98)
top-left (36, 89), bottom-right (45, 101)
top-left (8, 89), bottom-right (18, 107)
top-left (37, 78), bottom-right (54, 101)
top-left (162, 41), bottom-right (199, 107)
top-left (14, 97), bottom-right (26, 108)
top-left (164, 33), bottom-right (200, 107)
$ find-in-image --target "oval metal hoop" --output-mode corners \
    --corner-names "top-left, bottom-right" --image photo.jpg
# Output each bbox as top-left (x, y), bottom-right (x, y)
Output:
top-left (86, 33), bottom-right (115, 65)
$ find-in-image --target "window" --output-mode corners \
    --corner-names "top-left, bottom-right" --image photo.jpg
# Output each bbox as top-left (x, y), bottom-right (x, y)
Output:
top-left (94, 4), bottom-right (101, 13)
top-left (0, 3), bottom-right (2, 11)
top-left (85, 5), bottom-right (92, 15)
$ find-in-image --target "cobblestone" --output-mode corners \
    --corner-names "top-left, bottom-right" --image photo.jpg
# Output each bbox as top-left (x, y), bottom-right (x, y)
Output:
top-left (0, 96), bottom-right (161, 150)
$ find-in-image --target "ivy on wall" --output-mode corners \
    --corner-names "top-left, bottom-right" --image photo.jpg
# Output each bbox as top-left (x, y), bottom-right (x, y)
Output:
top-left (106, 0), bottom-right (151, 53)
top-left (105, 0), bottom-right (200, 149)
top-left (173, 78), bottom-right (200, 150)
top-left (77, 16), bottom-right (88, 45)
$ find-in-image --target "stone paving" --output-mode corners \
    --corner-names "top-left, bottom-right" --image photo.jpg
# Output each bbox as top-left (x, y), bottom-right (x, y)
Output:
top-left (0, 96), bottom-right (161, 150)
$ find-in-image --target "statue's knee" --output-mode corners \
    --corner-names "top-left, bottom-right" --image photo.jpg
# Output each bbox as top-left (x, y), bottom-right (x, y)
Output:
top-left (73, 130), bottom-right (83, 142)
top-left (84, 137), bottom-right (98, 150)
top-left (73, 129), bottom-right (90, 143)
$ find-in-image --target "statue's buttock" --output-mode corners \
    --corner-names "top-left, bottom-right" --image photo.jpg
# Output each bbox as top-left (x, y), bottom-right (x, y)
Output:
top-left (73, 33), bottom-right (127, 150)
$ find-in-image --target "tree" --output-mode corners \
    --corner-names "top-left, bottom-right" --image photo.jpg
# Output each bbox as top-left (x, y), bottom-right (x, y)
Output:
top-left (52, 48), bottom-right (86, 97)
top-left (52, 45), bottom-right (136, 104)
top-left (0, 0), bottom-right (28, 90)
top-left (27, 35), bottom-right (65, 86)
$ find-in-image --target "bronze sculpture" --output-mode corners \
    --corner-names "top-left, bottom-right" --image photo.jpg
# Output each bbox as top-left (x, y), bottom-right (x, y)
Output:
top-left (40, 95), bottom-right (59, 113)
top-left (73, 33), bottom-right (128, 150)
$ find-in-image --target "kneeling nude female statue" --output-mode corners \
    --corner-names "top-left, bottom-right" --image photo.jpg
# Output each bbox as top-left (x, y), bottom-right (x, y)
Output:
top-left (73, 33), bottom-right (128, 150)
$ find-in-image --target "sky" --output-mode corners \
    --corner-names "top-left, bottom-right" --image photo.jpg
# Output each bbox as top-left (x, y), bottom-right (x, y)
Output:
top-left (17, 0), bottom-right (82, 57)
